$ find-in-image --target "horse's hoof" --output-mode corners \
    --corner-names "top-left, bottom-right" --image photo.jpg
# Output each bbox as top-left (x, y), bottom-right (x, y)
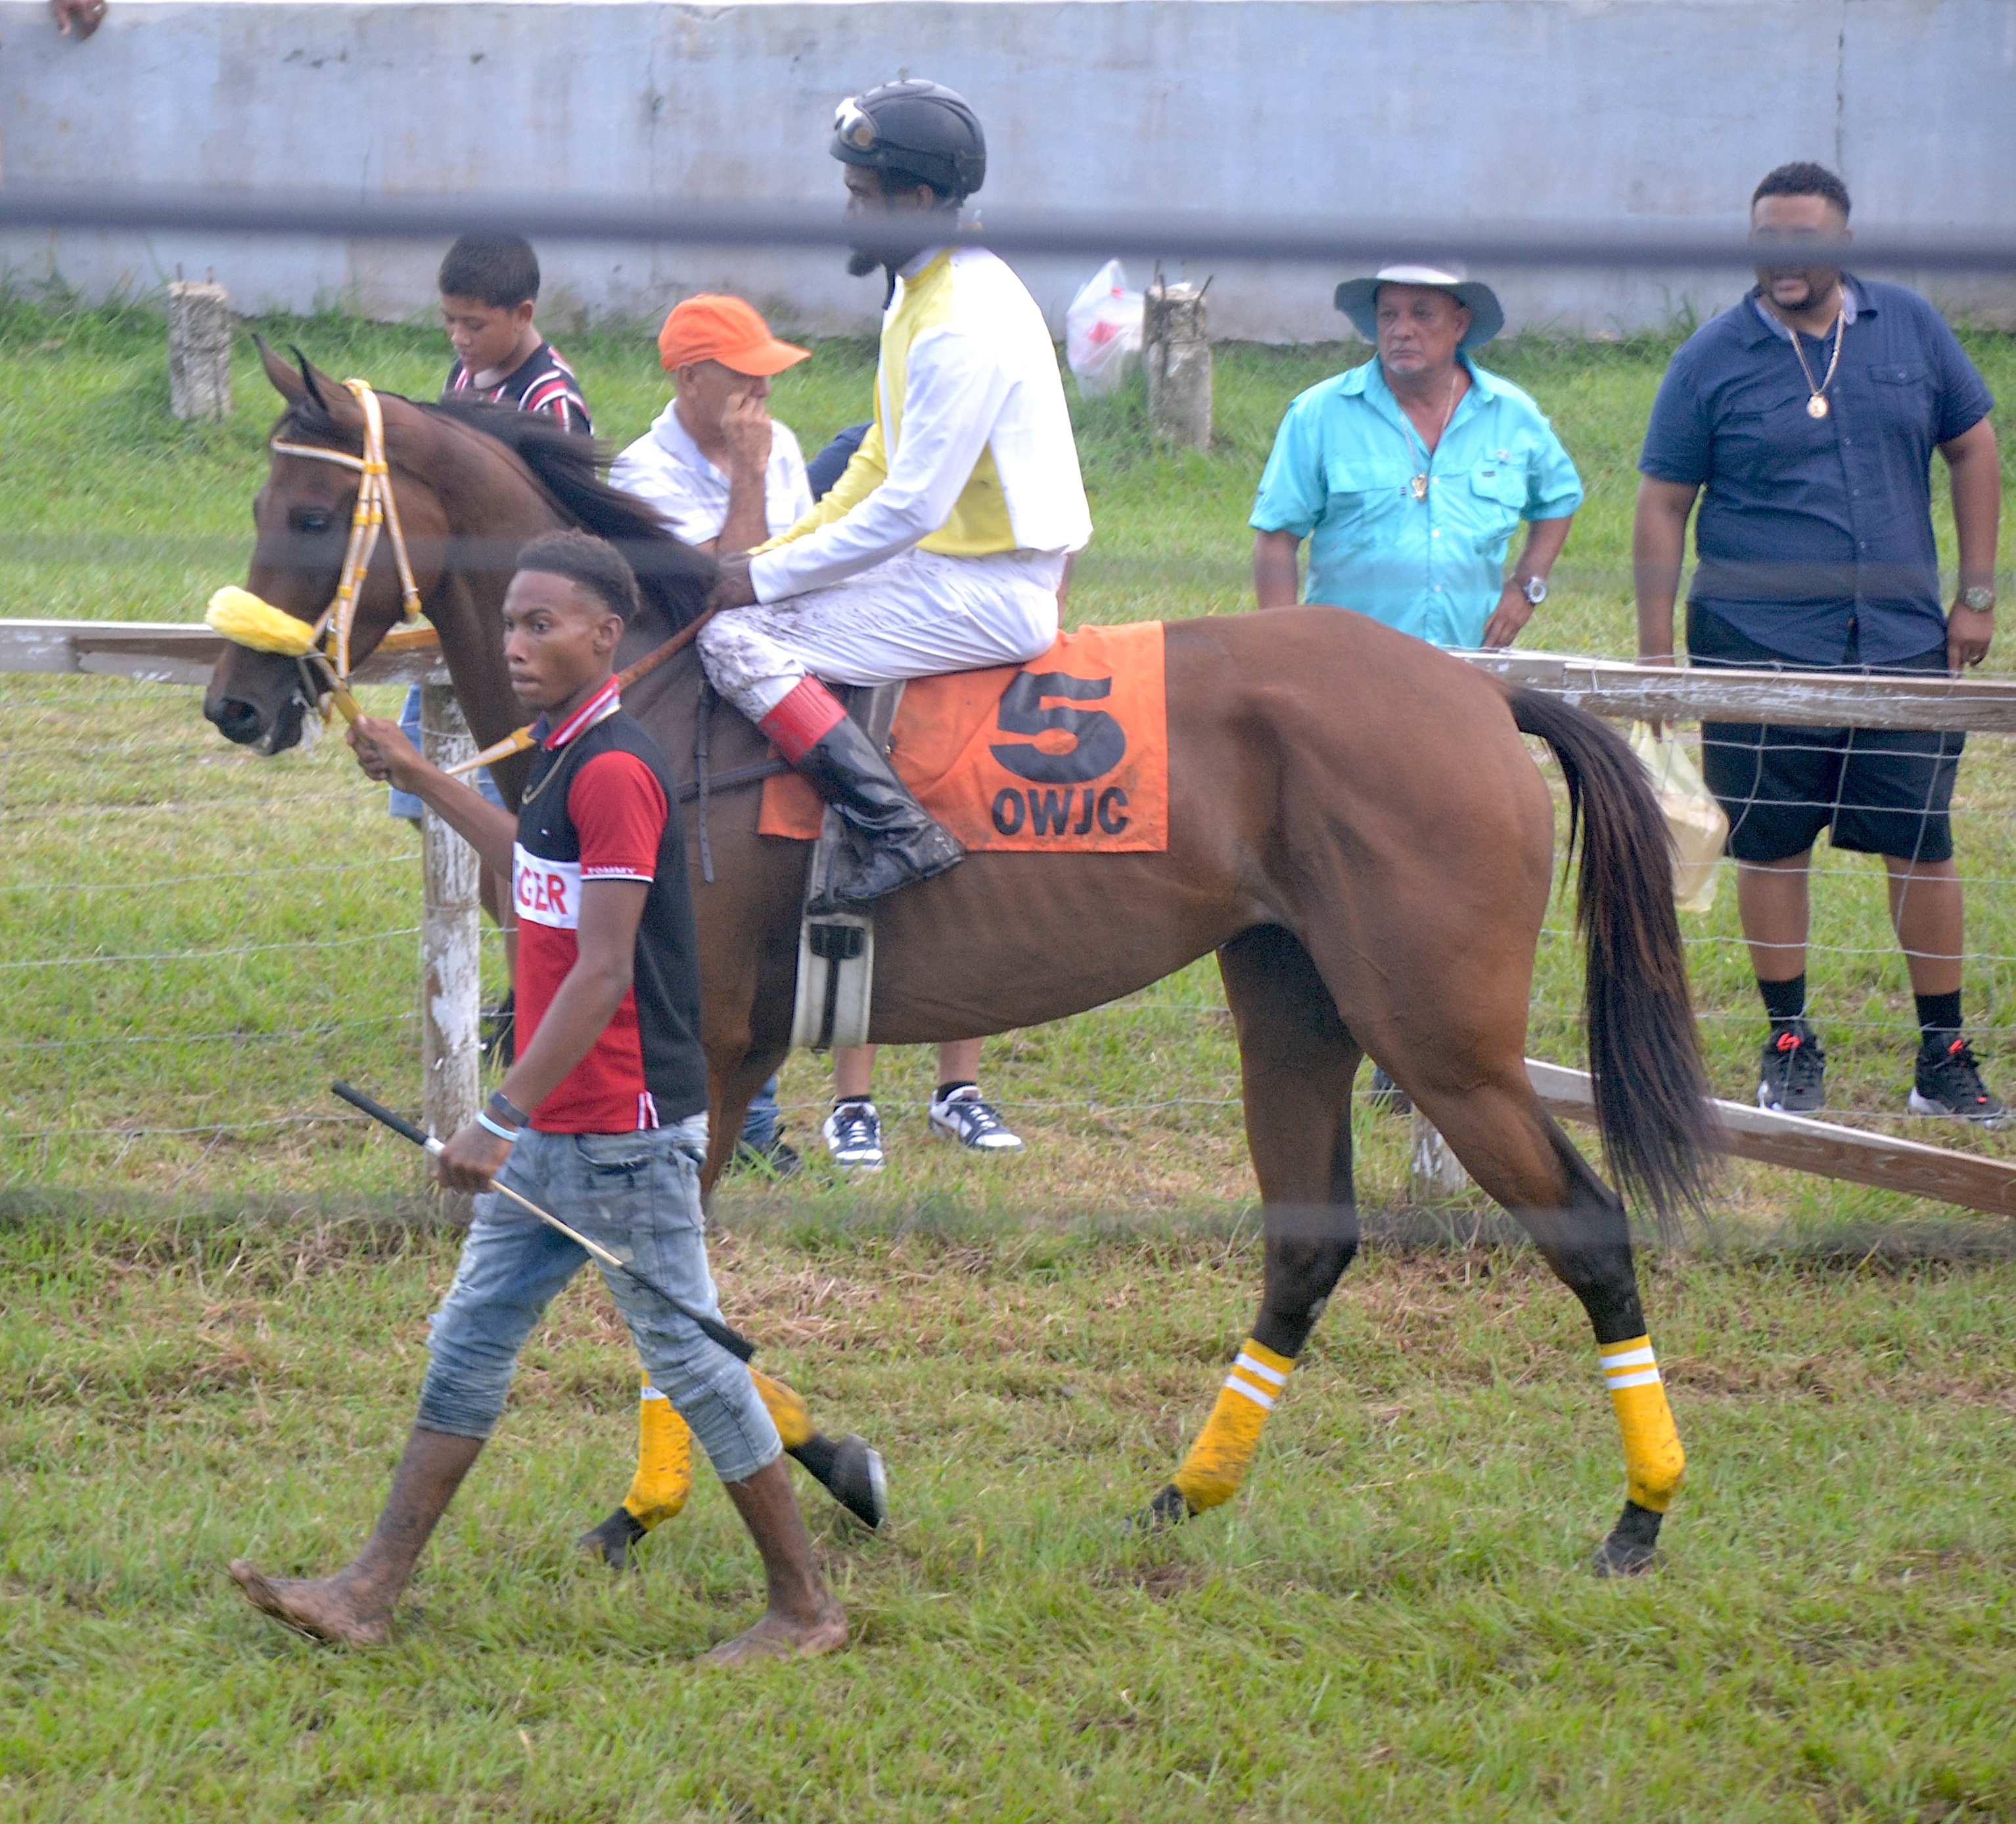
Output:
top-left (1591, 1499), bottom-right (1664, 1578)
top-left (578, 1507), bottom-right (648, 1571)
top-left (1125, 1484), bottom-right (1193, 1535)
top-left (825, 1435), bottom-right (888, 1530)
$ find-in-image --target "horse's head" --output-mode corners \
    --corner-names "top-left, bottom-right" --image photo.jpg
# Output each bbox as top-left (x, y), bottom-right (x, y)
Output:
top-left (203, 342), bottom-right (453, 753)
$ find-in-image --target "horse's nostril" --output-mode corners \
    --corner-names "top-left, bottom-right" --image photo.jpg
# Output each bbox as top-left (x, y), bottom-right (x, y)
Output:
top-left (208, 697), bottom-right (265, 745)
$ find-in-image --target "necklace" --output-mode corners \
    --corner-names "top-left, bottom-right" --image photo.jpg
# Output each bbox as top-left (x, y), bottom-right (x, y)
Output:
top-left (1787, 306), bottom-right (1846, 419)
top-left (1398, 371), bottom-right (1464, 499)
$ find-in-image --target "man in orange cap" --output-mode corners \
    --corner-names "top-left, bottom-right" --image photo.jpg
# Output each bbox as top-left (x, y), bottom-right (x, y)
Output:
top-left (610, 296), bottom-right (817, 560)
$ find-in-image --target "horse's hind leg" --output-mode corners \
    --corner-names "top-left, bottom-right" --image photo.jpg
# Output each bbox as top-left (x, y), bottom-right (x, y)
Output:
top-left (1142, 925), bottom-right (1363, 1528)
top-left (1396, 1065), bottom-right (1686, 1575)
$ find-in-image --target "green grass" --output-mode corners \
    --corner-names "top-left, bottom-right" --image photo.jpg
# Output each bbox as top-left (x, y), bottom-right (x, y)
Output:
top-left (4, 300), bottom-right (2016, 1819)
top-left (3, 298), bottom-right (2016, 1205)
top-left (3, 1207), bottom-right (2014, 1821)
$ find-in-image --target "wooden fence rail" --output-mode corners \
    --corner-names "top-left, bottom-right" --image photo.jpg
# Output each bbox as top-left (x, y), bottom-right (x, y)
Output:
top-left (9, 618), bottom-right (2016, 1214)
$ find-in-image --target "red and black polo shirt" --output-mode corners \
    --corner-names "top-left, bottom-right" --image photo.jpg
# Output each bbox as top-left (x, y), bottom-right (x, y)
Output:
top-left (513, 681), bottom-right (707, 1133)
top-left (443, 340), bottom-right (594, 437)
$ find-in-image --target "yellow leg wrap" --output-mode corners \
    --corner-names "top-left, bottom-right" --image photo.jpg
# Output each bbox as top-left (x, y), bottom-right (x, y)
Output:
top-left (1170, 1338), bottom-right (1294, 1513)
top-left (621, 1382), bottom-right (693, 1530)
top-left (750, 1368), bottom-right (814, 1451)
top-left (1601, 1335), bottom-right (1686, 1513)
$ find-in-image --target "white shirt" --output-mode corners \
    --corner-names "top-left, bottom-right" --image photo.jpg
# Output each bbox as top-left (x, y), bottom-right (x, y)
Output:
top-left (608, 401), bottom-right (814, 547)
top-left (750, 246), bottom-right (1091, 603)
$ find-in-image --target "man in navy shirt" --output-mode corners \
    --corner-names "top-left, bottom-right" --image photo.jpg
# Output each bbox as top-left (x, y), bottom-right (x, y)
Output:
top-left (1635, 162), bottom-right (2004, 1126)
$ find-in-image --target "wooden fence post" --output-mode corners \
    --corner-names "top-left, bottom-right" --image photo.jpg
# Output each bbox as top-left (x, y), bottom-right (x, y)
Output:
top-left (420, 681), bottom-right (482, 1221)
top-left (167, 279), bottom-right (233, 422)
top-left (1143, 276), bottom-right (1212, 449)
top-left (1409, 1110), bottom-right (1473, 1204)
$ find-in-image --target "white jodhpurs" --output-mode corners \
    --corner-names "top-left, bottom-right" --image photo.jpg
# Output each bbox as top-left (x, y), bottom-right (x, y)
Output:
top-left (699, 546), bottom-right (1066, 721)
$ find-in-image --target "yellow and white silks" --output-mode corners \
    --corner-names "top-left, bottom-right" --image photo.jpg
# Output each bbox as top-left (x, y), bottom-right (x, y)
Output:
top-left (699, 245), bottom-right (1093, 723)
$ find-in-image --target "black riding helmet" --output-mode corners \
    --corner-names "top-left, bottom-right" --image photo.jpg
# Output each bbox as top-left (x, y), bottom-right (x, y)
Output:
top-left (831, 80), bottom-right (986, 202)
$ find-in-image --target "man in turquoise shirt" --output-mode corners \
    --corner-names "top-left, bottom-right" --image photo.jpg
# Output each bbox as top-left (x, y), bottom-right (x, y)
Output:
top-left (1251, 263), bottom-right (1583, 649)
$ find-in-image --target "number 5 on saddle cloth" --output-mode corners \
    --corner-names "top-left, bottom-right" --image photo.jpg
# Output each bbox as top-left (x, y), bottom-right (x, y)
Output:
top-left (767, 622), bottom-right (1173, 1050)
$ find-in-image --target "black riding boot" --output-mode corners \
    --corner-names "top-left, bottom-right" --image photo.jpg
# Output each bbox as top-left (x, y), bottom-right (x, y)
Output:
top-left (792, 712), bottom-right (963, 914)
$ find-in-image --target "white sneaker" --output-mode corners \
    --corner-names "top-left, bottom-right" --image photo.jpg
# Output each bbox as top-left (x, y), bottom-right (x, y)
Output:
top-left (928, 1087), bottom-right (1024, 1152)
top-left (821, 1101), bottom-right (884, 1172)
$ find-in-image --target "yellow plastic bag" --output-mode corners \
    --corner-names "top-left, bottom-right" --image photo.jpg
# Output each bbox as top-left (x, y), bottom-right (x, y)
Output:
top-left (1628, 723), bottom-right (1728, 915)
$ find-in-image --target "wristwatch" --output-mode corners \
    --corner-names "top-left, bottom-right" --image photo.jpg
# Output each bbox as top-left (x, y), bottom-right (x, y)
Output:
top-left (1961, 585), bottom-right (1995, 613)
top-left (1519, 575), bottom-right (1549, 606)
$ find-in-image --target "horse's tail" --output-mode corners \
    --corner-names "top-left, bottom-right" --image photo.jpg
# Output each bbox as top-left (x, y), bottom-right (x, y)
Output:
top-left (1507, 685), bottom-right (1719, 1236)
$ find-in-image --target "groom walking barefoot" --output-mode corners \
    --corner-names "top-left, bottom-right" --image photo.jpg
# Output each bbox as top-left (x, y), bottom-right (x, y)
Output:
top-left (229, 530), bottom-right (846, 1663)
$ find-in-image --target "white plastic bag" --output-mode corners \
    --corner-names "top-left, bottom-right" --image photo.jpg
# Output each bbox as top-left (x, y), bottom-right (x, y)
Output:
top-left (1629, 723), bottom-right (1728, 915)
top-left (1065, 259), bottom-right (1143, 396)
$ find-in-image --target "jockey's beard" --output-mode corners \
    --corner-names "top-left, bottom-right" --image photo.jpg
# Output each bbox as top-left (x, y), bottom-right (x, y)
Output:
top-left (846, 248), bottom-right (884, 279)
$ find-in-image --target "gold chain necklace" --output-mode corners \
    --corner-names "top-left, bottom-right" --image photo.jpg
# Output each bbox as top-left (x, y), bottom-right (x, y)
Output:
top-left (1400, 370), bottom-right (1463, 500)
top-left (1787, 306), bottom-right (1846, 419)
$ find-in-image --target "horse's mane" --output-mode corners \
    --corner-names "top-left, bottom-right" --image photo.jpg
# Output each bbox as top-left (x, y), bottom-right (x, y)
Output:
top-left (276, 387), bottom-right (717, 635)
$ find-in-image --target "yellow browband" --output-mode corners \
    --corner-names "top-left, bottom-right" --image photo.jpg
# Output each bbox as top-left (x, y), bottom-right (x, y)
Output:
top-left (265, 378), bottom-right (426, 685)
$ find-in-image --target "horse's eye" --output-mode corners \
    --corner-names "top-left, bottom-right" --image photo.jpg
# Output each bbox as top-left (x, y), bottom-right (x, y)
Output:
top-left (288, 508), bottom-right (334, 535)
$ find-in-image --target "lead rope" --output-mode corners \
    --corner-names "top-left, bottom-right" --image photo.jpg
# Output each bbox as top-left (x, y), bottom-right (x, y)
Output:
top-left (268, 378), bottom-right (425, 702)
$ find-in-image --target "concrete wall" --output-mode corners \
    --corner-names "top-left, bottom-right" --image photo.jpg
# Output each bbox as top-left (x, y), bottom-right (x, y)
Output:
top-left (3, 0), bottom-right (2013, 340)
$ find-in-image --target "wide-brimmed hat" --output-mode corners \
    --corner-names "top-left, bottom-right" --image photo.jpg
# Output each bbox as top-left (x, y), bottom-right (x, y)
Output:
top-left (658, 294), bottom-right (811, 376)
top-left (1333, 263), bottom-right (1505, 350)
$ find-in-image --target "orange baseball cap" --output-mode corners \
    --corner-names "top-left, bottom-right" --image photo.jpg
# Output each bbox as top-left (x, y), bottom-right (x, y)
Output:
top-left (657, 294), bottom-right (811, 376)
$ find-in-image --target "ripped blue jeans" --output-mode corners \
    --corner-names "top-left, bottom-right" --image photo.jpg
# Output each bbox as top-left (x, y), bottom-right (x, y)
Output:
top-left (416, 1116), bottom-right (780, 1484)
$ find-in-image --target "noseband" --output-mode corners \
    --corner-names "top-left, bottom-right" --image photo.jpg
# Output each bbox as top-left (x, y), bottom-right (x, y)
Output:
top-left (268, 378), bottom-right (426, 684)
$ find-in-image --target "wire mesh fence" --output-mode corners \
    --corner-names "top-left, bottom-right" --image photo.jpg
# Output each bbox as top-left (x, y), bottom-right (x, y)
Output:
top-left (1, 208), bottom-right (2013, 1218)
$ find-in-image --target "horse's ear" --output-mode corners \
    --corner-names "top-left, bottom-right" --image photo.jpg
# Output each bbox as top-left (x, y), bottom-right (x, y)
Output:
top-left (258, 336), bottom-right (306, 402)
top-left (291, 347), bottom-right (330, 414)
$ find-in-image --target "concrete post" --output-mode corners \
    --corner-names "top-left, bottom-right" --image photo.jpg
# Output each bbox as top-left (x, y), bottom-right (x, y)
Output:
top-left (420, 681), bottom-right (482, 1221)
top-left (167, 280), bottom-right (233, 422)
top-left (1143, 277), bottom-right (1212, 449)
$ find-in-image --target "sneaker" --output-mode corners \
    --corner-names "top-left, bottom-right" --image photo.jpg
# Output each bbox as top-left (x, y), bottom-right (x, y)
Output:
top-left (729, 1135), bottom-right (802, 1178)
top-left (481, 990), bottom-right (516, 1070)
top-left (821, 1101), bottom-right (884, 1172)
top-left (1908, 1037), bottom-right (2011, 1129)
top-left (1758, 1020), bottom-right (1826, 1114)
top-left (928, 1086), bottom-right (1024, 1152)
top-left (1367, 1064), bottom-right (1412, 1116)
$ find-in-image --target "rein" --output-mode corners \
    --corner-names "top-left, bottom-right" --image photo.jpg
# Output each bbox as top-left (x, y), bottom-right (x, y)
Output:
top-left (269, 378), bottom-right (426, 685)
top-left (444, 603), bottom-right (724, 778)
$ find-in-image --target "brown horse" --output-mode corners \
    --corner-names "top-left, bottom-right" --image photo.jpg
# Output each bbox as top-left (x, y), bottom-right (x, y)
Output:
top-left (208, 348), bottom-right (1716, 1575)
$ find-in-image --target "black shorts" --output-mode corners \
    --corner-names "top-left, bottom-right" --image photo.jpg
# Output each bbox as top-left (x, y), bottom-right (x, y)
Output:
top-left (1687, 607), bottom-right (1961, 865)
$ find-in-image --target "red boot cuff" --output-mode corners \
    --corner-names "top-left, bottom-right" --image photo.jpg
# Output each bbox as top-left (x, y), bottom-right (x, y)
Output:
top-left (758, 675), bottom-right (848, 764)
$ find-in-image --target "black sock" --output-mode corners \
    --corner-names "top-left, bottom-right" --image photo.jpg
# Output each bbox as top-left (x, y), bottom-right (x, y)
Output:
top-left (1915, 990), bottom-right (1964, 1049)
top-left (935, 1080), bottom-right (976, 1105)
top-left (833, 1095), bottom-right (874, 1112)
top-left (1758, 974), bottom-right (1807, 1027)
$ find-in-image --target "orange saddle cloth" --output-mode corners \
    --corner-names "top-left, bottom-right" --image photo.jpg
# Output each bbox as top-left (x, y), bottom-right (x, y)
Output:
top-left (758, 621), bottom-right (1168, 854)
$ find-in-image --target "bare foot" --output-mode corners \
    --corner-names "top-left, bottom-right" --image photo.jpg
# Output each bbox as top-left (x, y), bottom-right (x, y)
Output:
top-left (228, 1560), bottom-right (391, 1646)
top-left (699, 1595), bottom-right (848, 1666)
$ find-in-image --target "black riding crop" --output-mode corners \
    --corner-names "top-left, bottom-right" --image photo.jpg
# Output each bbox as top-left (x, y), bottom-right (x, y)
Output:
top-left (332, 1080), bottom-right (756, 1362)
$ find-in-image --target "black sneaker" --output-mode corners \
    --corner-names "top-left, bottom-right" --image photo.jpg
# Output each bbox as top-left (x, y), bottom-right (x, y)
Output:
top-left (1758, 1020), bottom-right (1826, 1114)
top-left (1367, 1065), bottom-right (1412, 1116)
top-left (481, 990), bottom-right (515, 1070)
top-left (1909, 1037), bottom-right (2011, 1129)
top-left (730, 1135), bottom-right (803, 1178)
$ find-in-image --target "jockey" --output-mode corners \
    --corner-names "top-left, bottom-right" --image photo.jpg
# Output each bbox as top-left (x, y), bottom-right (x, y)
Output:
top-left (700, 80), bottom-right (1092, 913)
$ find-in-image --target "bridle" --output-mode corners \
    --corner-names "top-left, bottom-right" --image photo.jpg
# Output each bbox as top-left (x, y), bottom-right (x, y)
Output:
top-left (268, 378), bottom-right (426, 685)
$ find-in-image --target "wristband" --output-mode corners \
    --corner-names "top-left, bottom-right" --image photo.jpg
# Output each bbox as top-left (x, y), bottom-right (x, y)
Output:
top-left (488, 1089), bottom-right (531, 1128)
top-left (475, 1109), bottom-right (520, 1144)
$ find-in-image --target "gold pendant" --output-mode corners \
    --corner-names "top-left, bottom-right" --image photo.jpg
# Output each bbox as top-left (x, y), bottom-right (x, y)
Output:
top-left (1410, 474), bottom-right (1429, 501)
top-left (1806, 395), bottom-right (1829, 419)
